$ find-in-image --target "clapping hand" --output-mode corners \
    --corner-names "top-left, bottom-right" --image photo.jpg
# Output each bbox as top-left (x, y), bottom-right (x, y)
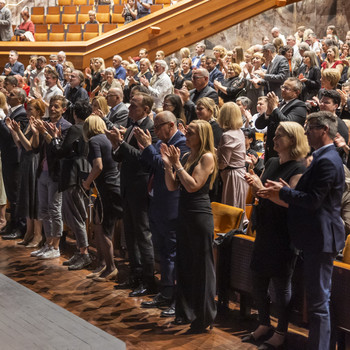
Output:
top-left (46, 122), bottom-right (61, 138)
top-left (134, 127), bottom-right (152, 150)
top-left (266, 92), bottom-right (279, 115)
top-left (257, 179), bottom-right (288, 199)
top-left (160, 143), bottom-right (172, 168)
top-left (105, 126), bottom-right (123, 149)
top-left (29, 116), bottom-right (39, 135)
top-left (11, 120), bottom-right (20, 133)
top-left (245, 169), bottom-right (263, 194)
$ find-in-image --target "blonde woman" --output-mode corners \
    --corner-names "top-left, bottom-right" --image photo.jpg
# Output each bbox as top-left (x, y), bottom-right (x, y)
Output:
top-left (217, 102), bottom-right (248, 210)
top-left (243, 122), bottom-right (309, 349)
top-left (91, 95), bottom-right (110, 118)
top-left (161, 119), bottom-right (218, 333)
top-left (82, 115), bottom-right (122, 281)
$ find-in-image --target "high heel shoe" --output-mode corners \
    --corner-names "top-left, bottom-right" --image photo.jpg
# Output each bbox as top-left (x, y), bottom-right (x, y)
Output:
top-left (25, 241), bottom-right (40, 248)
top-left (258, 330), bottom-right (286, 350)
top-left (92, 268), bottom-right (118, 282)
top-left (17, 240), bottom-right (30, 246)
top-left (86, 266), bottom-right (106, 279)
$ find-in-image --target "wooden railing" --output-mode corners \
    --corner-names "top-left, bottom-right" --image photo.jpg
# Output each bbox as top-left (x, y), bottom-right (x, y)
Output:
top-left (0, 0), bottom-right (300, 71)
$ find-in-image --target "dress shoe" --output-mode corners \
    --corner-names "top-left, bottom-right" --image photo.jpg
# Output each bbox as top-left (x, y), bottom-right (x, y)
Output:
top-left (0, 224), bottom-right (11, 235)
top-left (68, 254), bottom-right (92, 271)
top-left (2, 230), bottom-right (24, 240)
top-left (25, 241), bottom-right (40, 248)
top-left (258, 342), bottom-right (286, 350)
top-left (172, 316), bottom-right (190, 325)
top-left (63, 252), bottom-right (80, 266)
top-left (161, 306), bottom-right (176, 317)
top-left (141, 293), bottom-right (171, 308)
top-left (114, 280), bottom-right (138, 290)
top-left (17, 240), bottom-right (30, 246)
top-left (92, 268), bottom-right (118, 282)
top-left (129, 284), bottom-right (157, 297)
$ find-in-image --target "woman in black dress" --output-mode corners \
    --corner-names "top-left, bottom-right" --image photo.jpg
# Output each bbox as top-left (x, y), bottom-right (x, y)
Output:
top-left (244, 121), bottom-right (309, 349)
top-left (161, 119), bottom-right (218, 333)
top-left (82, 115), bottom-right (123, 281)
top-left (7, 99), bottom-right (45, 247)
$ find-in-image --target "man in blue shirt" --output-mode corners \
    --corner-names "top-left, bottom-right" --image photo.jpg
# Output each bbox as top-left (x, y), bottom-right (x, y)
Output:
top-left (113, 55), bottom-right (126, 81)
top-left (136, 0), bottom-right (152, 19)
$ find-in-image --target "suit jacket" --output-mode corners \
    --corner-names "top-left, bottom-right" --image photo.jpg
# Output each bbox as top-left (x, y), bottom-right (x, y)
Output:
top-left (208, 67), bottom-right (224, 88)
top-left (0, 105), bottom-right (27, 165)
top-left (280, 144), bottom-right (345, 254)
top-left (185, 85), bottom-right (219, 123)
top-left (140, 130), bottom-right (189, 220)
top-left (0, 7), bottom-right (13, 41)
top-left (262, 55), bottom-right (290, 97)
top-left (113, 116), bottom-right (157, 198)
top-left (106, 102), bottom-right (129, 128)
top-left (255, 98), bottom-right (307, 161)
top-left (2, 61), bottom-right (25, 76)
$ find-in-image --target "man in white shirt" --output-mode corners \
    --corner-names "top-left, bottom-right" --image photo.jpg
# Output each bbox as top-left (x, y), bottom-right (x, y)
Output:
top-left (29, 56), bottom-right (47, 98)
top-left (271, 27), bottom-right (286, 45)
top-left (140, 60), bottom-right (173, 110)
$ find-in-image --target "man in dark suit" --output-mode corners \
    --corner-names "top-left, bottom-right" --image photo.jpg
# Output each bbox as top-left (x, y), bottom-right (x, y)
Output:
top-left (253, 43), bottom-right (289, 98)
top-left (108, 93), bottom-right (158, 297)
top-left (134, 111), bottom-right (189, 316)
top-left (105, 88), bottom-right (128, 128)
top-left (2, 50), bottom-right (24, 76)
top-left (255, 77), bottom-right (307, 161)
top-left (0, 87), bottom-right (27, 238)
top-left (180, 68), bottom-right (218, 123)
top-left (206, 56), bottom-right (224, 88)
top-left (260, 111), bottom-right (345, 350)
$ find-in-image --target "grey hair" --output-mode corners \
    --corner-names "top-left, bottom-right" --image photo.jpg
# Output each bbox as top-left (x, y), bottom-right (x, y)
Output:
top-left (155, 60), bottom-right (168, 71)
top-left (307, 111), bottom-right (338, 139)
top-left (262, 43), bottom-right (276, 53)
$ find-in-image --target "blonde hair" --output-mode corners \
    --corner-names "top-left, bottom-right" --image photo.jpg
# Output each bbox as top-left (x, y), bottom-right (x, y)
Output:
top-left (83, 115), bottom-right (106, 141)
top-left (126, 63), bottom-right (139, 75)
top-left (213, 45), bottom-right (227, 58)
top-left (278, 121), bottom-right (310, 160)
top-left (179, 47), bottom-right (190, 59)
top-left (227, 63), bottom-right (241, 76)
top-left (0, 91), bottom-right (7, 111)
top-left (218, 102), bottom-right (243, 131)
top-left (196, 97), bottom-right (219, 120)
top-left (94, 57), bottom-right (105, 72)
top-left (92, 96), bottom-right (109, 116)
top-left (321, 68), bottom-right (341, 88)
top-left (184, 120), bottom-right (218, 189)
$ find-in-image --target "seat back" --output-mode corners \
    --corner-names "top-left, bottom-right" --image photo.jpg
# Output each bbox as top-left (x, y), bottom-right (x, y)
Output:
top-left (111, 13), bottom-right (124, 24)
top-left (35, 24), bottom-right (49, 41)
top-left (96, 5), bottom-right (111, 23)
top-left (50, 24), bottom-right (65, 41)
top-left (62, 6), bottom-right (77, 24)
top-left (46, 7), bottom-right (61, 24)
top-left (255, 132), bottom-right (264, 142)
top-left (83, 23), bottom-right (99, 40)
top-left (66, 24), bottom-right (82, 41)
top-left (58, 0), bottom-right (72, 5)
top-left (211, 202), bottom-right (244, 239)
top-left (102, 23), bottom-right (118, 33)
top-left (73, 0), bottom-right (90, 4)
top-left (31, 7), bottom-right (45, 24)
top-left (151, 4), bottom-right (163, 12)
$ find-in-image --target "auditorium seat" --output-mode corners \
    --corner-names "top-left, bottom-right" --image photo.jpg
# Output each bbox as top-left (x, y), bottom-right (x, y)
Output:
top-left (111, 5), bottom-right (124, 24)
top-left (11, 25), bottom-right (17, 41)
top-left (31, 7), bottom-right (45, 25)
top-left (211, 202), bottom-right (244, 239)
top-left (58, 0), bottom-right (72, 5)
top-left (151, 4), bottom-right (163, 12)
top-left (50, 24), bottom-right (65, 41)
top-left (83, 23), bottom-right (99, 40)
top-left (35, 24), bottom-right (49, 41)
top-left (155, 0), bottom-right (170, 3)
top-left (46, 7), bottom-right (61, 24)
top-left (66, 24), bottom-right (82, 41)
top-left (73, 0), bottom-right (91, 5)
top-left (62, 6), bottom-right (78, 24)
top-left (102, 23), bottom-right (118, 33)
top-left (77, 5), bottom-right (94, 24)
top-left (96, 5), bottom-right (111, 24)
top-left (255, 132), bottom-right (264, 141)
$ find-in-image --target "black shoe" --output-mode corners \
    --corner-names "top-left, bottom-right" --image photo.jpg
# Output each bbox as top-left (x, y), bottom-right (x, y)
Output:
top-left (114, 278), bottom-right (139, 290)
top-left (161, 306), bottom-right (175, 317)
top-left (68, 254), bottom-right (92, 270)
top-left (129, 284), bottom-right (157, 297)
top-left (63, 252), bottom-right (80, 266)
top-left (242, 328), bottom-right (274, 344)
top-left (172, 316), bottom-right (190, 325)
top-left (141, 293), bottom-right (171, 308)
top-left (2, 230), bottom-right (24, 240)
top-left (0, 224), bottom-right (13, 235)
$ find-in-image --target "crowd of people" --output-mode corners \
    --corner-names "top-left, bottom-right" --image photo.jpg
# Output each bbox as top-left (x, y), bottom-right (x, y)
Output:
top-left (0, 21), bottom-right (350, 349)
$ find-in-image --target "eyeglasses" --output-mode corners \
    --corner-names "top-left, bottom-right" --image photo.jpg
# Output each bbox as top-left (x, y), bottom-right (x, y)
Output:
top-left (280, 85), bottom-right (294, 91)
top-left (154, 122), bottom-right (169, 130)
top-left (192, 75), bottom-right (204, 80)
top-left (106, 94), bottom-right (118, 98)
top-left (304, 124), bottom-right (324, 132)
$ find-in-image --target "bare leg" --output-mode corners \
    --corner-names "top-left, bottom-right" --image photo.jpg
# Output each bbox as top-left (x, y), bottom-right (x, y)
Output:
top-left (95, 224), bottom-right (116, 277)
top-left (32, 219), bottom-right (43, 244)
top-left (0, 204), bottom-right (6, 230)
top-left (21, 218), bottom-right (34, 244)
top-left (51, 237), bottom-right (60, 250)
top-left (92, 224), bottom-right (106, 273)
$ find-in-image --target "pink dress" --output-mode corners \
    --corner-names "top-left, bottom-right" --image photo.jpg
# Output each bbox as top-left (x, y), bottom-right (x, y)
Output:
top-left (217, 129), bottom-right (248, 210)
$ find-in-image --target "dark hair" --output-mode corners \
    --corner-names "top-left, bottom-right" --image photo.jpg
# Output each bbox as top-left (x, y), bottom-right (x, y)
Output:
top-left (5, 76), bottom-right (18, 86)
top-left (321, 89), bottom-right (341, 106)
top-left (73, 100), bottom-right (92, 121)
top-left (242, 127), bottom-right (256, 146)
top-left (164, 94), bottom-right (186, 123)
top-left (50, 95), bottom-right (68, 109)
top-left (206, 56), bottom-right (217, 63)
top-left (279, 45), bottom-right (293, 56)
top-left (130, 84), bottom-right (149, 95)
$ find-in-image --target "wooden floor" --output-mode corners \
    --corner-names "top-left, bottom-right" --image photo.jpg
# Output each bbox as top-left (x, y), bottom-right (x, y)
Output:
top-left (0, 238), bottom-right (308, 350)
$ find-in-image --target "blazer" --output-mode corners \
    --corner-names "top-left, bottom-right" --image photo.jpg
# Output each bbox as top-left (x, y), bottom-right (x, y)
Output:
top-left (185, 85), bottom-right (219, 123)
top-left (280, 144), bottom-right (345, 254)
top-left (0, 7), bottom-right (13, 41)
top-left (2, 61), bottom-right (25, 76)
top-left (106, 102), bottom-right (129, 128)
top-left (0, 105), bottom-right (27, 165)
top-left (140, 130), bottom-right (189, 220)
top-left (261, 55), bottom-right (290, 97)
top-left (113, 116), bottom-right (157, 198)
top-left (208, 67), bottom-right (224, 88)
top-left (255, 98), bottom-right (307, 161)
